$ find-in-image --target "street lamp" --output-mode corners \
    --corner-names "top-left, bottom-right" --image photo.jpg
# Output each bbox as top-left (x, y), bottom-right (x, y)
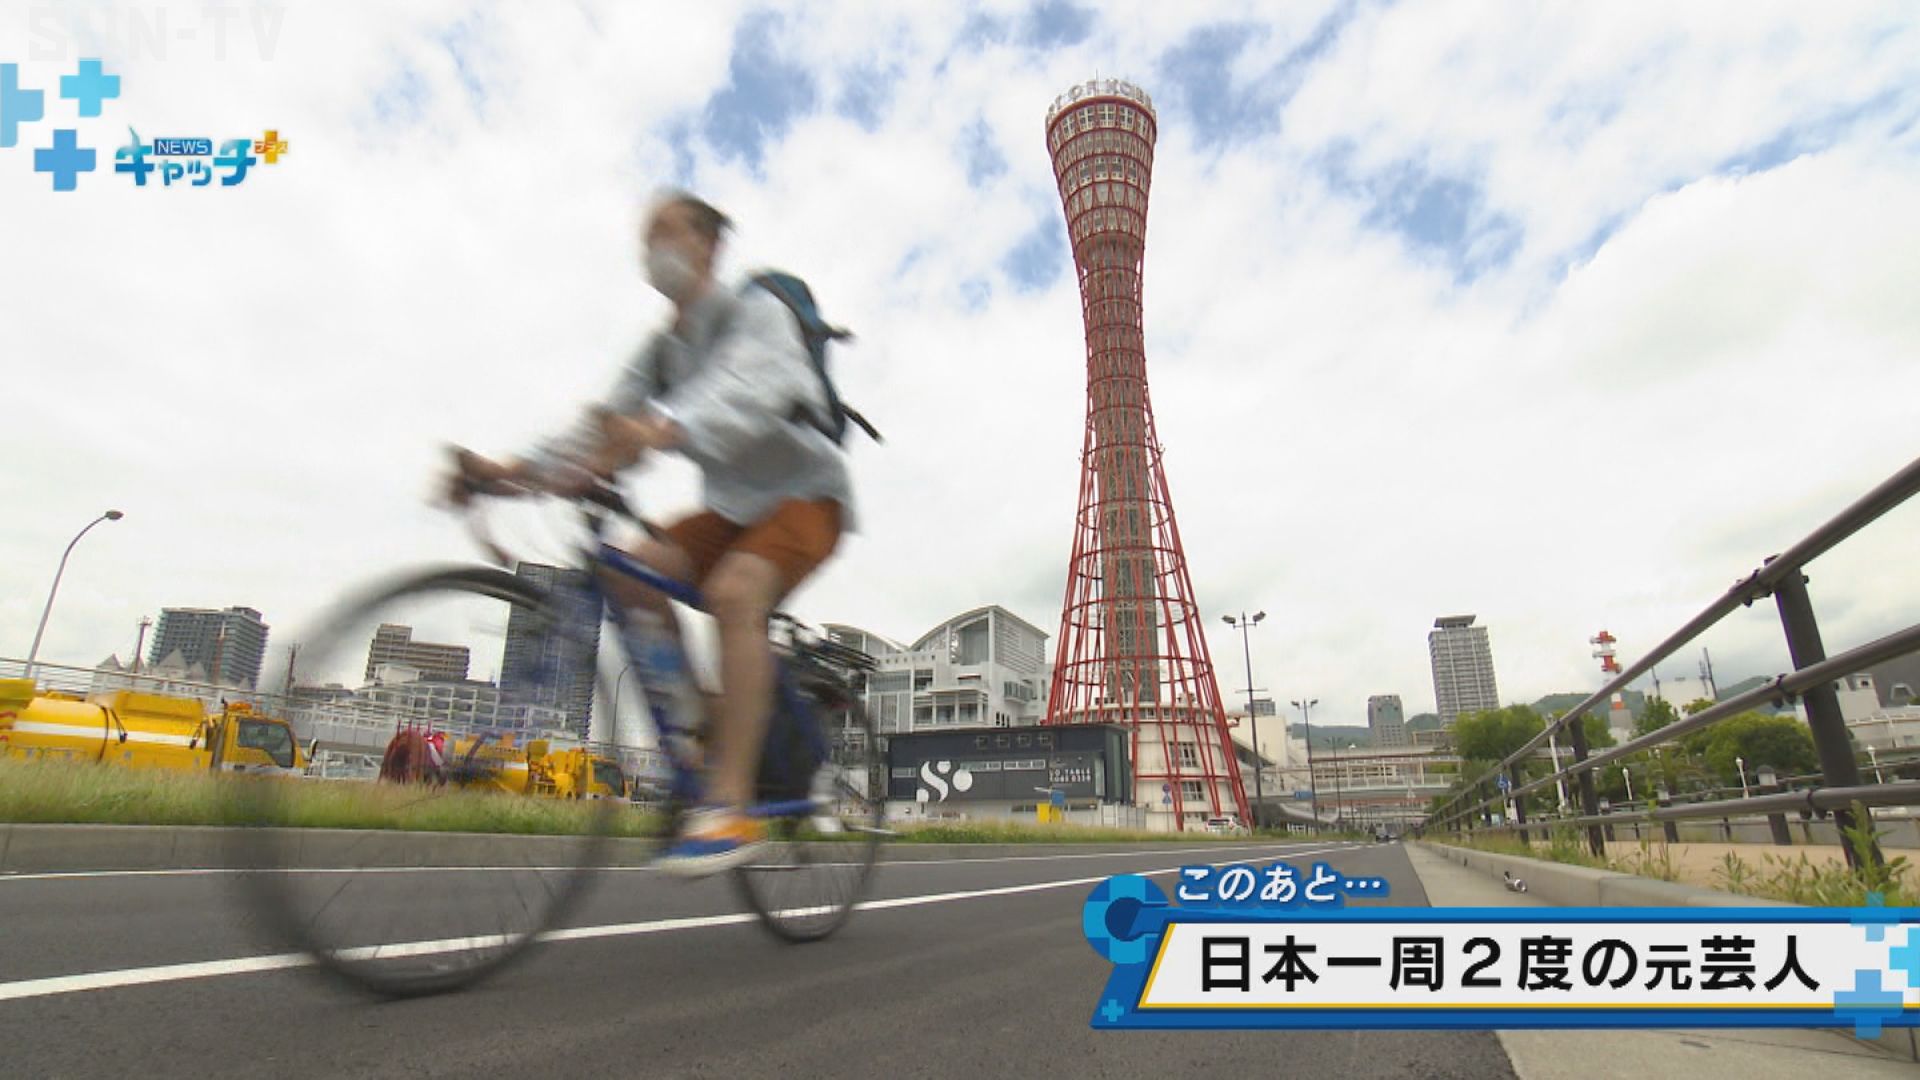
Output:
top-left (610, 662), bottom-right (642, 743)
top-left (1290, 698), bottom-right (1320, 827)
top-left (1735, 755), bottom-right (1750, 799)
top-left (1868, 745), bottom-right (1885, 785)
top-left (25, 509), bottom-right (124, 679)
top-left (1222, 611), bottom-right (1266, 825)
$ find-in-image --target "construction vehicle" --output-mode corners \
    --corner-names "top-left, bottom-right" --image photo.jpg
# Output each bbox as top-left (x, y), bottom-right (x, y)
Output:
top-left (378, 728), bottom-right (628, 800)
top-left (0, 679), bottom-right (309, 775)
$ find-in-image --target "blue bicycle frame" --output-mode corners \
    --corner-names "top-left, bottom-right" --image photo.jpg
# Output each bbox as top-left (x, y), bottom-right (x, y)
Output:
top-left (589, 541), bottom-right (831, 821)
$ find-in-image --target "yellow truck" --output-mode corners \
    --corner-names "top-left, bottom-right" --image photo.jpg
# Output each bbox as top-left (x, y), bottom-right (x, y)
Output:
top-left (0, 679), bottom-right (308, 775)
top-left (525, 742), bottom-right (629, 801)
top-left (380, 729), bottom-right (627, 800)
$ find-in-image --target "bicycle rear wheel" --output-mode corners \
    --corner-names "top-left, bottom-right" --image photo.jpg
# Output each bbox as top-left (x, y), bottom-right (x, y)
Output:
top-left (733, 694), bottom-right (886, 942)
top-left (230, 566), bottom-right (626, 997)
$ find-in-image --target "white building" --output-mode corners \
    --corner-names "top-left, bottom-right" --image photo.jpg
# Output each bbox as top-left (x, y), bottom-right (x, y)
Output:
top-left (1837, 672), bottom-right (1920, 752)
top-left (825, 606), bottom-right (1052, 736)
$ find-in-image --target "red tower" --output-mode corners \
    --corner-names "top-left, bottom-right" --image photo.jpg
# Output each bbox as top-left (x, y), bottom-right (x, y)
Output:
top-left (1040, 79), bottom-right (1249, 831)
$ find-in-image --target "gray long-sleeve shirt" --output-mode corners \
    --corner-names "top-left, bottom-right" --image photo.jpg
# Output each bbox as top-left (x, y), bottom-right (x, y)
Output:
top-left (532, 281), bottom-right (857, 530)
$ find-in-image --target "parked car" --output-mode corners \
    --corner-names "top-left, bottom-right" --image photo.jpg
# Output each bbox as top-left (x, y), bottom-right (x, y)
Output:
top-left (1204, 815), bottom-right (1250, 835)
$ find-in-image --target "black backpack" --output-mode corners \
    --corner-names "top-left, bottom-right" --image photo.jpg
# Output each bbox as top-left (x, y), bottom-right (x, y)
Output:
top-left (748, 271), bottom-right (880, 445)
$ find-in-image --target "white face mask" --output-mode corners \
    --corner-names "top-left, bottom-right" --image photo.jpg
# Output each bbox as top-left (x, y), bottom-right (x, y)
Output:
top-left (645, 244), bottom-right (699, 300)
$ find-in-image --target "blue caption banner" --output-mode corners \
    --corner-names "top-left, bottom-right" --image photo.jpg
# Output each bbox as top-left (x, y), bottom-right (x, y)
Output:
top-left (1084, 866), bottom-right (1918, 1037)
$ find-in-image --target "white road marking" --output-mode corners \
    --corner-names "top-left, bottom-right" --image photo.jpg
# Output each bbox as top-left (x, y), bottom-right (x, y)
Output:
top-left (0, 844), bottom-right (1372, 1002)
top-left (0, 841), bottom-right (1354, 884)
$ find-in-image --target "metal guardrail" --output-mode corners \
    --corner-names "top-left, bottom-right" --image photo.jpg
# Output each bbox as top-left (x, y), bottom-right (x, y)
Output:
top-left (1420, 455), bottom-right (1920, 870)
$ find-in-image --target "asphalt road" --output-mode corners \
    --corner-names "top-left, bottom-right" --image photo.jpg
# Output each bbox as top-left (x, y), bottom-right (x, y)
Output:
top-left (0, 840), bottom-right (1520, 1079)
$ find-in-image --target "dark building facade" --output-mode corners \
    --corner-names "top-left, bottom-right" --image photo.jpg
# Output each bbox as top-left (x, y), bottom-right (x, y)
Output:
top-left (886, 723), bottom-right (1132, 812)
top-left (498, 562), bottom-right (601, 739)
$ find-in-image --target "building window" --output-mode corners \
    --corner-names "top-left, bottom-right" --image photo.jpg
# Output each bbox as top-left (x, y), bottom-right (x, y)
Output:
top-left (1177, 743), bottom-right (1199, 769)
top-left (995, 735), bottom-right (1009, 748)
top-left (1017, 734), bottom-right (1030, 747)
top-left (1038, 733), bottom-right (1052, 747)
top-left (974, 735), bottom-right (987, 748)
top-left (1180, 781), bottom-right (1205, 805)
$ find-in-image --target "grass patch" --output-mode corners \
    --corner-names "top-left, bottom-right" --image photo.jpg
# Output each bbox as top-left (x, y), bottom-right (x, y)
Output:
top-left (1, 760), bottom-right (1374, 848)
top-left (894, 820), bottom-right (1371, 844)
top-left (0, 758), bottom-right (662, 839)
top-left (1439, 804), bottom-right (1913, 906)
top-left (1708, 807), bottom-right (1916, 906)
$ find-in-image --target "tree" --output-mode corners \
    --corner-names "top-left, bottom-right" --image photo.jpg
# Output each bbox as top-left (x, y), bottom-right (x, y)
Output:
top-left (1681, 698), bottom-right (1715, 717)
top-left (1451, 706), bottom-right (1546, 765)
top-left (1582, 715), bottom-right (1616, 750)
top-left (1635, 697), bottom-right (1680, 738)
top-left (1698, 713), bottom-right (1819, 784)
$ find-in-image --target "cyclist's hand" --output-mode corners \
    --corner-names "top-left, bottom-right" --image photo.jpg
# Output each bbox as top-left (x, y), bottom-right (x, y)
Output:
top-left (543, 458), bottom-right (607, 500)
top-left (442, 447), bottom-right (520, 507)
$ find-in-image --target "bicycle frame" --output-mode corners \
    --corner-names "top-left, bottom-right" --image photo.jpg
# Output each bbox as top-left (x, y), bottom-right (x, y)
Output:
top-left (588, 540), bottom-right (830, 821)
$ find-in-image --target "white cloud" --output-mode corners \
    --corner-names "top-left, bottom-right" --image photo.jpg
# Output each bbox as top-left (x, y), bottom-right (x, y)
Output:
top-left (2, 1), bottom-right (1916, 735)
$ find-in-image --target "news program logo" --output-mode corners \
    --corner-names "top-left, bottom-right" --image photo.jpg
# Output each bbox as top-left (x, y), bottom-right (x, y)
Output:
top-left (0, 57), bottom-right (287, 191)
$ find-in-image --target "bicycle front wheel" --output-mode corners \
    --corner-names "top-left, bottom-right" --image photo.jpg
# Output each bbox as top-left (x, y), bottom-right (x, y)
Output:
top-left (230, 565), bottom-right (625, 997)
top-left (733, 694), bottom-right (887, 942)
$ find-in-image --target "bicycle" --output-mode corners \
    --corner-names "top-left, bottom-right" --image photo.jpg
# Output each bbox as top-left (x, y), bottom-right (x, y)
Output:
top-left (232, 476), bottom-right (888, 998)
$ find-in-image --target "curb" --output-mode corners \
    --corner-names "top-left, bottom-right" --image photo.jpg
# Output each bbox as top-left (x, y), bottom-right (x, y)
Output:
top-left (0, 823), bottom-right (1326, 875)
top-left (1415, 839), bottom-right (1794, 908)
top-left (1415, 840), bottom-right (1919, 1063)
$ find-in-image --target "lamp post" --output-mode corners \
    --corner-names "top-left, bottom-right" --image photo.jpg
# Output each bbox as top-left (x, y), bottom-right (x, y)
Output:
top-left (1290, 698), bottom-right (1320, 828)
top-left (611, 661), bottom-right (641, 740)
top-left (1868, 745), bottom-right (1885, 785)
top-left (1334, 741), bottom-right (1355, 828)
top-left (1222, 611), bottom-right (1266, 825)
top-left (1736, 755), bottom-right (1750, 800)
top-left (25, 509), bottom-right (124, 680)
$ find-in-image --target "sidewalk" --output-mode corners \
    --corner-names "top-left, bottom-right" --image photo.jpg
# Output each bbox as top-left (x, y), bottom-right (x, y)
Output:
top-left (1402, 842), bottom-right (1920, 1079)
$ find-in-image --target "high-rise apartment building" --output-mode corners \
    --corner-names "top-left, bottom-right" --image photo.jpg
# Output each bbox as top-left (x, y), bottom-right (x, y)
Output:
top-left (498, 563), bottom-right (600, 739)
top-left (148, 606), bottom-right (270, 689)
top-left (1368, 693), bottom-right (1409, 748)
top-left (365, 624), bottom-right (471, 683)
top-left (1429, 615), bottom-right (1499, 726)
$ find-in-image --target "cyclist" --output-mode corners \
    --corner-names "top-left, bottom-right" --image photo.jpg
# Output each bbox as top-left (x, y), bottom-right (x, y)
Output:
top-left (447, 190), bottom-right (854, 876)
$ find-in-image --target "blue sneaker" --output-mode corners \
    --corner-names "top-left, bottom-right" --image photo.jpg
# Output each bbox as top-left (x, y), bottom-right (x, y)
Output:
top-left (658, 807), bottom-right (767, 878)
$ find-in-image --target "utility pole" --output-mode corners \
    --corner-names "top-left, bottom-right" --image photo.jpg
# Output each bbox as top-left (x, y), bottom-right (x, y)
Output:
top-left (133, 616), bottom-right (152, 675)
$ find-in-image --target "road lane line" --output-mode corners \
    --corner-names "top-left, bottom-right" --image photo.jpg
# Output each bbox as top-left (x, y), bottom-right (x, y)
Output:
top-left (0, 841), bottom-right (1357, 884)
top-left (0, 843), bottom-right (1374, 1003)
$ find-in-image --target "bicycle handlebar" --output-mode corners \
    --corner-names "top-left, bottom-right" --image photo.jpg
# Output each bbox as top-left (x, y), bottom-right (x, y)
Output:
top-left (446, 448), bottom-right (667, 567)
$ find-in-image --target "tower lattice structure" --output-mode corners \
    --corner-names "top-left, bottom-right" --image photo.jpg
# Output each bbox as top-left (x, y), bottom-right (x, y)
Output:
top-left (1039, 79), bottom-right (1249, 830)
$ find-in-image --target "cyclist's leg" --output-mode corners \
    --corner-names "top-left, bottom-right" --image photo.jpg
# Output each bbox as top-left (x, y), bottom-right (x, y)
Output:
top-left (659, 500), bottom-right (842, 876)
top-left (698, 551), bottom-right (784, 809)
top-left (600, 514), bottom-right (737, 750)
top-left (701, 499), bottom-right (844, 810)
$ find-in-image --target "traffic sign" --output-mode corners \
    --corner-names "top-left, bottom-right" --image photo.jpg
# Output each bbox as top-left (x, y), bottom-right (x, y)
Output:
top-left (1496, 774), bottom-right (1511, 793)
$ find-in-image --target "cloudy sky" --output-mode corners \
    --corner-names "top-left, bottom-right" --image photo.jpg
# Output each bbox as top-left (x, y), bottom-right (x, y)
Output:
top-left (2, 1), bottom-right (1917, 731)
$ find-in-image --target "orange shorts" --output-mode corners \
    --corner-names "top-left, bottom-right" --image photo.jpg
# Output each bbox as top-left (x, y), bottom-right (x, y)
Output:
top-left (663, 499), bottom-right (844, 597)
